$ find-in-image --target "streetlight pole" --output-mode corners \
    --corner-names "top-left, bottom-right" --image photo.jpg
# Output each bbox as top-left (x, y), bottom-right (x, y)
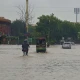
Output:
top-left (74, 8), bottom-right (80, 23)
top-left (26, 0), bottom-right (28, 33)
top-left (76, 13), bottom-right (77, 23)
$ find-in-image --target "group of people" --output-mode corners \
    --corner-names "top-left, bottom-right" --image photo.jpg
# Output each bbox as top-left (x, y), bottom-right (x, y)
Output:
top-left (22, 39), bottom-right (30, 56)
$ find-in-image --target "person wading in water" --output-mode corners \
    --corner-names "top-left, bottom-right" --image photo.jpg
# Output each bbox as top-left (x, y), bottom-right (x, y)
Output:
top-left (22, 39), bottom-right (29, 56)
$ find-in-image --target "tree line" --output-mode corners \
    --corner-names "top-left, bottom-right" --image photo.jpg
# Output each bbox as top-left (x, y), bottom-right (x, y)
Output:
top-left (11, 14), bottom-right (80, 44)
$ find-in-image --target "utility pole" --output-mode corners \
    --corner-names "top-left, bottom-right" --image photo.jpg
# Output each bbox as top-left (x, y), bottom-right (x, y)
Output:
top-left (74, 8), bottom-right (80, 23)
top-left (26, 0), bottom-right (28, 33)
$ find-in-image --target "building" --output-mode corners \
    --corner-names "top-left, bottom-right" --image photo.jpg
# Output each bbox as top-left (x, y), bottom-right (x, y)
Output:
top-left (0, 17), bottom-right (11, 44)
top-left (0, 17), bottom-right (11, 36)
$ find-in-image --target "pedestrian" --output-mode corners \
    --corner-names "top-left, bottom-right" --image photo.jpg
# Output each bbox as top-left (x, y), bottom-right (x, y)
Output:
top-left (22, 39), bottom-right (29, 56)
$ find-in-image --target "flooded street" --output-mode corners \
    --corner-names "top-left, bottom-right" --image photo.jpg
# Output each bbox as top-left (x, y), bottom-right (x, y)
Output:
top-left (0, 45), bottom-right (80, 80)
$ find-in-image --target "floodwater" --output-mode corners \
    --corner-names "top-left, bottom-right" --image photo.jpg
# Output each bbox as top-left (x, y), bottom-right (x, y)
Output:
top-left (0, 44), bottom-right (80, 80)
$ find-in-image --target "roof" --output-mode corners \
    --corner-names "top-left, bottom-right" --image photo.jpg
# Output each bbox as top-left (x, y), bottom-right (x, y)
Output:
top-left (0, 17), bottom-right (11, 23)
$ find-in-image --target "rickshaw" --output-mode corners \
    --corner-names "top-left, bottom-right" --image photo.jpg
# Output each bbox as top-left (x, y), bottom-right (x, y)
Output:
top-left (36, 37), bottom-right (46, 53)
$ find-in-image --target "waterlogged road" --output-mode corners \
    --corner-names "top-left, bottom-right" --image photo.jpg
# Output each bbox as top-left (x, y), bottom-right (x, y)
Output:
top-left (0, 45), bottom-right (80, 80)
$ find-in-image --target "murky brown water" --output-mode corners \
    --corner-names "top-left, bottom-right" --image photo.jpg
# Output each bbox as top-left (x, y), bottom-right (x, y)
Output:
top-left (0, 44), bottom-right (80, 80)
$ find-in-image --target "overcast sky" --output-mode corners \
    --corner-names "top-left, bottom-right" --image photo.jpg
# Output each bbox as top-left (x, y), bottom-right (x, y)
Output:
top-left (0, 0), bottom-right (80, 23)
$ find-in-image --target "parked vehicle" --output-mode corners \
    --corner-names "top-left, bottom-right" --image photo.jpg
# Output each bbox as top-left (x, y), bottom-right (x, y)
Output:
top-left (36, 37), bottom-right (46, 53)
top-left (62, 42), bottom-right (71, 49)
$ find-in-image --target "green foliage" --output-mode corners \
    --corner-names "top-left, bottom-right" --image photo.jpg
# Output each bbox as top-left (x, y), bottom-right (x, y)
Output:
top-left (10, 14), bottom-right (80, 44)
top-left (6, 36), bottom-right (18, 39)
top-left (61, 21), bottom-right (77, 40)
top-left (36, 14), bottom-right (79, 44)
top-left (11, 19), bottom-right (37, 44)
top-left (78, 32), bottom-right (80, 40)
top-left (11, 20), bottom-right (26, 36)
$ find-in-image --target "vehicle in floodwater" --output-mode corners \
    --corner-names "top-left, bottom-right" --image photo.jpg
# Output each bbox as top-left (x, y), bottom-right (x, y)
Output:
top-left (36, 37), bottom-right (46, 53)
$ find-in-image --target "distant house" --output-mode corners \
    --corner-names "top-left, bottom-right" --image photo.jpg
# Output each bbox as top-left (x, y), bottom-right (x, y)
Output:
top-left (0, 17), bottom-right (11, 36)
top-left (0, 17), bottom-right (11, 44)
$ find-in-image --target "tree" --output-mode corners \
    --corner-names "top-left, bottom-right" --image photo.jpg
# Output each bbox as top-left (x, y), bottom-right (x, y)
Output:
top-left (11, 20), bottom-right (26, 36)
top-left (16, 5), bottom-right (34, 23)
top-left (11, 20), bottom-right (36, 44)
top-left (36, 14), bottom-right (62, 43)
top-left (61, 21), bottom-right (77, 40)
top-left (36, 14), bottom-right (78, 44)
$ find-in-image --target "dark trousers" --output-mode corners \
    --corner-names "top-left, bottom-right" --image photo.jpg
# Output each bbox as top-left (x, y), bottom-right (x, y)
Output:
top-left (22, 48), bottom-right (28, 55)
top-left (26, 51), bottom-right (28, 55)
